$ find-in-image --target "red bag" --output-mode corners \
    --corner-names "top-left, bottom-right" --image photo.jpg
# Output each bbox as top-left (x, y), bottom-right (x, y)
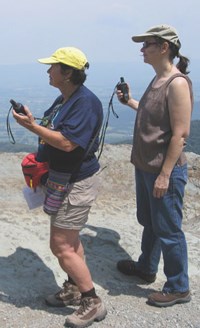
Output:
top-left (21, 152), bottom-right (49, 189)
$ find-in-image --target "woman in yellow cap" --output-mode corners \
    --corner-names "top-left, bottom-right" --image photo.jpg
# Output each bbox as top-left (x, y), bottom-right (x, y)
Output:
top-left (13, 46), bottom-right (107, 327)
top-left (116, 25), bottom-right (193, 308)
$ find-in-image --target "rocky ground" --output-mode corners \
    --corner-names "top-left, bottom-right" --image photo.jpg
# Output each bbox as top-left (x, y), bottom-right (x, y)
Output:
top-left (0, 144), bottom-right (200, 328)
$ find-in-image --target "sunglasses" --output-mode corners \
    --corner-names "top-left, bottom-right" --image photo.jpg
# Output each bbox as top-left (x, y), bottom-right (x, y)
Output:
top-left (142, 41), bottom-right (158, 49)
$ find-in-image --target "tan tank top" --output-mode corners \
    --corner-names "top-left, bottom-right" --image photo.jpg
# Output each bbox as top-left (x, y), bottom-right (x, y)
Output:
top-left (131, 73), bottom-right (193, 173)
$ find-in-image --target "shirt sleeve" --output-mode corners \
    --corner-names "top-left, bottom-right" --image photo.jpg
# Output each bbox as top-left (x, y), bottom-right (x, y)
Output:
top-left (54, 96), bottom-right (102, 150)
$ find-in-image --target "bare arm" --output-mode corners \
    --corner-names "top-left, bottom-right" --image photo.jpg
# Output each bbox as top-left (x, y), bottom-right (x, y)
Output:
top-left (12, 106), bottom-right (78, 152)
top-left (153, 77), bottom-right (192, 198)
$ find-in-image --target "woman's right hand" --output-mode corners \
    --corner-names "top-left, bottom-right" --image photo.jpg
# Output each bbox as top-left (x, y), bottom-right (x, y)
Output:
top-left (13, 105), bottom-right (36, 130)
top-left (116, 84), bottom-right (131, 104)
top-left (116, 87), bottom-right (139, 111)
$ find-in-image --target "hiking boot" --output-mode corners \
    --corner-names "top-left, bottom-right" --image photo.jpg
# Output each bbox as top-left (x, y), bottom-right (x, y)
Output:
top-left (147, 290), bottom-right (191, 307)
top-left (65, 296), bottom-right (107, 328)
top-left (45, 281), bottom-right (81, 307)
top-left (117, 260), bottom-right (156, 283)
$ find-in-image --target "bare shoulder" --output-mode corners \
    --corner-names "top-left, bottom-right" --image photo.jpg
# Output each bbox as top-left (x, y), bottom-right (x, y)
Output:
top-left (168, 76), bottom-right (191, 96)
top-left (169, 75), bottom-right (190, 88)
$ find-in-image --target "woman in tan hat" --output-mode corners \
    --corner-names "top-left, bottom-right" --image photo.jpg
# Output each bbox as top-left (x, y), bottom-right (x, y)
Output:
top-left (13, 46), bottom-right (107, 327)
top-left (116, 25), bottom-right (193, 308)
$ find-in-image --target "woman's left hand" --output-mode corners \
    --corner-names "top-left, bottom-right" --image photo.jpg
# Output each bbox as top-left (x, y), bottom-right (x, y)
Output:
top-left (153, 173), bottom-right (170, 198)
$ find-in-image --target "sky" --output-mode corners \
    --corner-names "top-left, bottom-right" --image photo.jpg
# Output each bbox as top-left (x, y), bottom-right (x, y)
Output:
top-left (0, 0), bottom-right (199, 88)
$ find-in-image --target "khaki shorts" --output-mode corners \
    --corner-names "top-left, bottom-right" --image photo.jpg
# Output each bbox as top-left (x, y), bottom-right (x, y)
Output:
top-left (50, 172), bottom-right (100, 230)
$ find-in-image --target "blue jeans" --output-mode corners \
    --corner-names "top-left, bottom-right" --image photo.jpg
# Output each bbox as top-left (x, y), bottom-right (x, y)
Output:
top-left (135, 164), bottom-right (189, 293)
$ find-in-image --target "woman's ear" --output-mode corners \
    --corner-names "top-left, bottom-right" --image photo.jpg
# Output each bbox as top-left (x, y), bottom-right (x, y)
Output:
top-left (161, 41), bottom-right (170, 54)
top-left (63, 69), bottom-right (73, 82)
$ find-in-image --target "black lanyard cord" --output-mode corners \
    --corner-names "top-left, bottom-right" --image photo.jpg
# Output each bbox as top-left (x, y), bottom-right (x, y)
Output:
top-left (6, 106), bottom-right (16, 144)
top-left (6, 85), bottom-right (119, 151)
top-left (98, 85), bottom-right (119, 159)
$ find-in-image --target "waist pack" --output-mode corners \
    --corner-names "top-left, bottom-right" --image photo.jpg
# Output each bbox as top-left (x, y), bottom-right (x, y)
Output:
top-left (21, 152), bottom-right (49, 189)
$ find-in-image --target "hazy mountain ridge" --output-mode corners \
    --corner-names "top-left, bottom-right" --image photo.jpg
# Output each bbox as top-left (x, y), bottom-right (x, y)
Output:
top-left (0, 63), bottom-right (199, 154)
top-left (0, 120), bottom-right (200, 155)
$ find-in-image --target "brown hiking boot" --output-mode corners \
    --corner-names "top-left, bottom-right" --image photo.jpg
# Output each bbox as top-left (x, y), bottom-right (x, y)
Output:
top-left (45, 281), bottom-right (81, 307)
top-left (117, 260), bottom-right (156, 283)
top-left (147, 290), bottom-right (191, 307)
top-left (65, 296), bottom-right (107, 328)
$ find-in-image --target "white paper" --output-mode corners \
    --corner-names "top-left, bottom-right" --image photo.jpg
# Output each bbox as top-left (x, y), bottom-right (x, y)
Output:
top-left (22, 186), bottom-right (45, 210)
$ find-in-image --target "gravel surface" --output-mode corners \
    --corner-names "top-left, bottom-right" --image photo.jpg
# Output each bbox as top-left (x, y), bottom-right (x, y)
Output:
top-left (0, 146), bottom-right (200, 328)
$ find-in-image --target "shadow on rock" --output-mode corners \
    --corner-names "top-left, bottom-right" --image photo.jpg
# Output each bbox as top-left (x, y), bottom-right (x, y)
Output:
top-left (81, 224), bottom-right (155, 298)
top-left (0, 228), bottom-right (155, 310)
top-left (0, 247), bottom-right (73, 315)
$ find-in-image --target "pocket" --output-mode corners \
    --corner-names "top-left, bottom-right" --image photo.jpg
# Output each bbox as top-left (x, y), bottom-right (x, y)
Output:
top-left (43, 169), bottom-right (72, 215)
top-left (68, 174), bottom-right (99, 206)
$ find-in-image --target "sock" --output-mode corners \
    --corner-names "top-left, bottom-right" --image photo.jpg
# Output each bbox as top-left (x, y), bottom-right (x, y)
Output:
top-left (81, 287), bottom-right (98, 299)
top-left (68, 276), bottom-right (76, 286)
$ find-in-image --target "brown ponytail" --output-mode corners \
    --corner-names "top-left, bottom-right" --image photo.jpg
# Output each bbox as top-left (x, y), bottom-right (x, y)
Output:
top-left (156, 37), bottom-right (190, 75)
top-left (176, 54), bottom-right (190, 75)
top-left (168, 43), bottom-right (190, 74)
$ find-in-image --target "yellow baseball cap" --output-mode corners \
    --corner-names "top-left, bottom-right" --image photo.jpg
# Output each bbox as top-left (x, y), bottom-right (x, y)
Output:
top-left (132, 24), bottom-right (181, 49)
top-left (38, 47), bottom-right (89, 70)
